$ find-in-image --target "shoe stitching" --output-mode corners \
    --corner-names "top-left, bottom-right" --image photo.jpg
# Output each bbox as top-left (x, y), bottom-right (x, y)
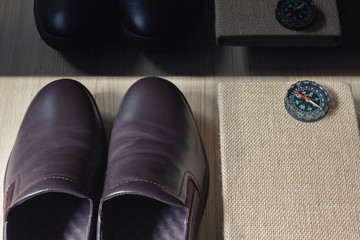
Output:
top-left (4, 180), bottom-right (15, 200)
top-left (109, 165), bottom-right (113, 185)
top-left (4, 180), bottom-right (15, 213)
top-left (109, 170), bottom-right (202, 198)
top-left (103, 165), bottom-right (111, 187)
top-left (4, 174), bottom-right (20, 210)
top-left (16, 175), bottom-right (81, 198)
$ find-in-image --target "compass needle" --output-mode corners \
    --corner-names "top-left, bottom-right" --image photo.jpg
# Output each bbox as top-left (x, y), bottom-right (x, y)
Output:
top-left (294, 90), bottom-right (307, 100)
top-left (294, 90), bottom-right (322, 109)
top-left (283, 2), bottom-right (306, 19)
top-left (308, 99), bottom-right (322, 109)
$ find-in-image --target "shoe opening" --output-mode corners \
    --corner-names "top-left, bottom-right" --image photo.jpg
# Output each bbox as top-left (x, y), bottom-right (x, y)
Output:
top-left (6, 192), bottom-right (91, 240)
top-left (101, 195), bottom-right (187, 240)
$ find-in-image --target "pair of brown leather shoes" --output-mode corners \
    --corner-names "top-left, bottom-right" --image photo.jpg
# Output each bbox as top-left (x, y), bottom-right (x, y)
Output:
top-left (3, 77), bottom-right (209, 240)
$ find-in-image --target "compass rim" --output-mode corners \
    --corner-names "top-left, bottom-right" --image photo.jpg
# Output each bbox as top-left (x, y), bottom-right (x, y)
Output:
top-left (275, 0), bottom-right (316, 30)
top-left (284, 80), bottom-right (330, 122)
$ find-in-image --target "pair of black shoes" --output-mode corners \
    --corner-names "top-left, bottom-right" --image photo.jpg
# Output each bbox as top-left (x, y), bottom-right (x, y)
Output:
top-left (34, 0), bottom-right (202, 51)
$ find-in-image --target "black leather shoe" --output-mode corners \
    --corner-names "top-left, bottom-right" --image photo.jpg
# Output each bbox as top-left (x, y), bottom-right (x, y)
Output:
top-left (119, 0), bottom-right (202, 50)
top-left (34, 0), bottom-right (123, 50)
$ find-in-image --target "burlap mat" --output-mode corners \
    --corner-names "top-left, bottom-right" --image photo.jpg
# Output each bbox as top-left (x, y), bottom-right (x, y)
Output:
top-left (215, 0), bottom-right (341, 45)
top-left (218, 81), bottom-right (360, 239)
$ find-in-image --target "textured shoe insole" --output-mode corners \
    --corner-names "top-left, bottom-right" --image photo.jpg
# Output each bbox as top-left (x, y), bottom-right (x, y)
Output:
top-left (6, 193), bottom-right (91, 240)
top-left (101, 195), bottom-right (187, 240)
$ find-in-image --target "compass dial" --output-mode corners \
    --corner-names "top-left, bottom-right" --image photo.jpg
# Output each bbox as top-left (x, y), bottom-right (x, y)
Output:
top-left (275, 0), bottom-right (316, 30)
top-left (285, 81), bottom-right (330, 122)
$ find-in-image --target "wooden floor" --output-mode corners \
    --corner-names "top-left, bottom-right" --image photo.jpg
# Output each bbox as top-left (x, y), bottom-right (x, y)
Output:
top-left (1, 77), bottom-right (360, 240)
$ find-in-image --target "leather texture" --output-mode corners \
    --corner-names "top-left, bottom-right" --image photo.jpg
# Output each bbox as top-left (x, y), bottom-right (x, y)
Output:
top-left (34, 0), bottom-right (201, 50)
top-left (34, 0), bottom-right (123, 50)
top-left (34, 0), bottom-right (96, 37)
top-left (119, 0), bottom-right (202, 49)
top-left (97, 77), bottom-right (209, 240)
top-left (3, 79), bottom-right (107, 240)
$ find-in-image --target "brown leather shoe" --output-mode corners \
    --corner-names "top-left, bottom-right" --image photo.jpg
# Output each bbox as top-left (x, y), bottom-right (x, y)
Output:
top-left (97, 77), bottom-right (209, 240)
top-left (3, 79), bottom-right (107, 240)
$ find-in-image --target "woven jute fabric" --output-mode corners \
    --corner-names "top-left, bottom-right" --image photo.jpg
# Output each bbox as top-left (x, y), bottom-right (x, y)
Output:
top-left (218, 81), bottom-right (360, 239)
top-left (215, 0), bottom-right (341, 45)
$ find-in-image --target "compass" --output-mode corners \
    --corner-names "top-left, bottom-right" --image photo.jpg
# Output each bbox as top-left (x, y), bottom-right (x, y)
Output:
top-left (275, 0), bottom-right (316, 30)
top-left (284, 81), bottom-right (330, 122)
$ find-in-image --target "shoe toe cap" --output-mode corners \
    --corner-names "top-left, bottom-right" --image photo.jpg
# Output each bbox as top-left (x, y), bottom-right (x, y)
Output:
top-left (120, 0), bottom-right (201, 38)
top-left (35, 0), bottom-right (96, 37)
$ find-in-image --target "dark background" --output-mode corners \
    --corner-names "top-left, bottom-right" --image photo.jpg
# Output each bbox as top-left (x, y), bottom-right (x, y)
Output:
top-left (0, 0), bottom-right (359, 76)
